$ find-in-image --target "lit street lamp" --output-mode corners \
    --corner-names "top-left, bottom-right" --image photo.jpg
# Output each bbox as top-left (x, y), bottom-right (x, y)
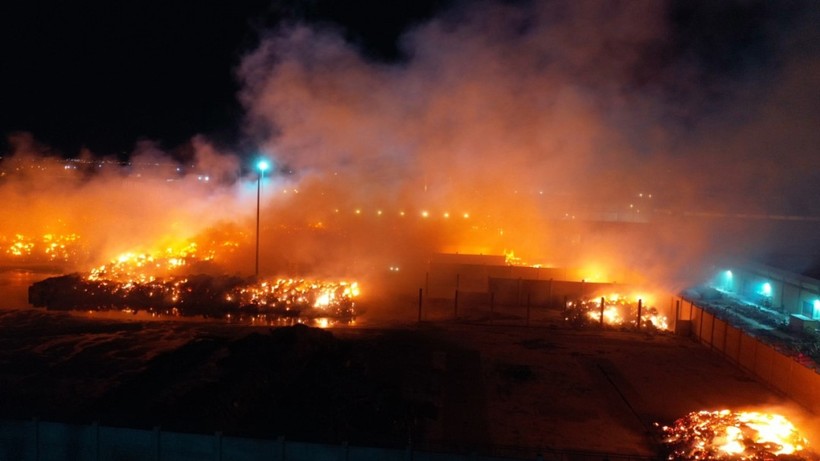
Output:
top-left (255, 159), bottom-right (270, 277)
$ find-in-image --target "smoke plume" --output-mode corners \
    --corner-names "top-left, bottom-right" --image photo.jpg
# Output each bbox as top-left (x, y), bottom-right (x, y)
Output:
top-left (3, 0), bottom-right (820, 296)
top-left (236, 0), bottom-right (820, 288)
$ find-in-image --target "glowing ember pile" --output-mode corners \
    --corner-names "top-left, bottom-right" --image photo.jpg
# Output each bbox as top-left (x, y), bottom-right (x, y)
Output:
top-left (2, 233), bottom-right (82, 263)
top-left (29, 273), bottom-right (359, 323)
top-left (88, 242), bottom-right (213, 282)
top-left (29, 240), bottom-right (358, 322)
top-left (658, 410), bottom-right (817, 461)
top-left (230, 278), bottom-right (360, 323)
top-left (563, 294), bottom-right (669, 330)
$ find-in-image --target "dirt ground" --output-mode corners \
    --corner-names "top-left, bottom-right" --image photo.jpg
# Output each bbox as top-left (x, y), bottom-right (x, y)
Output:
top-left (0, 300), bottom-right (812, 459)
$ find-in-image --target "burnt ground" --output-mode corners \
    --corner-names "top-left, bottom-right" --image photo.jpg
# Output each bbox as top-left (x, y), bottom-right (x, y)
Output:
top-left (0, 307), bottom-right (808, 458)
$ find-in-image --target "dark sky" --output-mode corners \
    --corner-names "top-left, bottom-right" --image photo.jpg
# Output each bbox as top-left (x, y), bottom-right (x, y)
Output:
top-left (0, 0), bottom-right (447, 157)
top-left (0, 0), bottom-right (814, 158)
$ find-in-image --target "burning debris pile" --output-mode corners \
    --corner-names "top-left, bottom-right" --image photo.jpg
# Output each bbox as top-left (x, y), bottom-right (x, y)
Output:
top-left (2, 232), bottom-right (83, 264)
top-left (18, 229), bottom-right (360, 323)
top-left (658, 410), bottom-right (818, 461)
top-left (563, 294), bottom-right (668, 330)
top-left (29, 273), bottom-right (359, 322)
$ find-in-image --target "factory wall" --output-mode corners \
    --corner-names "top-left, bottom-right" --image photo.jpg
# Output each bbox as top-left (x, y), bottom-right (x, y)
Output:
top-left (675, 296), bottom-right (820, 415)
top-left (486, 279), bottom-right (615, 307)
top-left (425, 263), bottom-right (633, 304)
top-left (714, 263), bottom-right (820, 319)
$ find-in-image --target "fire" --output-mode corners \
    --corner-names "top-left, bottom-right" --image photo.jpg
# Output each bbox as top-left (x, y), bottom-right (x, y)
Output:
top-left (88, 241), bottom-right (211, 282)
top-left (658, 410), bottom-right (817, 461)
top-left (563, 294), bottom-right (669, 330)
top-left (16, 226), bottom-right (361, 325)
top-left (30, 272), bottom-right (360, 323)
top-left (3, 232), bottom-right (81, 262)
top-left (504, 250), bottom-right (522, 265)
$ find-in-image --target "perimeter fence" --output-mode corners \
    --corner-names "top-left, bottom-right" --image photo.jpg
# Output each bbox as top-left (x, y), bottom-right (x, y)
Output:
top-left (0, 419), bottom-right (659, 461)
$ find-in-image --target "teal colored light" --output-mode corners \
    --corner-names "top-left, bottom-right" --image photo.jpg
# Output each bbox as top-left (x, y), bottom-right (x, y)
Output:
top-left (813, 299), bottom-right (820, 310)
top-left (725, 270), bottom-right (733, 279)
top-left (257, 159), bottom-right (270, 172)
top-left (762, 282), bottom-right (772, 296)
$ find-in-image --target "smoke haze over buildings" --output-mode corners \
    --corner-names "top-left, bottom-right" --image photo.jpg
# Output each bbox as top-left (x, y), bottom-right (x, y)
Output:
top-left (2, 0), bottom-right (820, 292)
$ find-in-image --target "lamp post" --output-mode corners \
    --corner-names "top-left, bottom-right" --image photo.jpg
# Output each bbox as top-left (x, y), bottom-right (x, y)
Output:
top-left (255, 159), bottom-right (270, 277)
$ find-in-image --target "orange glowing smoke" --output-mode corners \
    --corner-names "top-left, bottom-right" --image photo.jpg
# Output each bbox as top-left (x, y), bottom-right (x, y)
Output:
top-left (659, 410), bottom-right (817, 461)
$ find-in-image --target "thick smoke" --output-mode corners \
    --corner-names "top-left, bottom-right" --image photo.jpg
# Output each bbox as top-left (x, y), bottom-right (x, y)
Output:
top-left (237, 0), bottom-right (820, 290)
top-left (0, 133), bottom-right (253, 273)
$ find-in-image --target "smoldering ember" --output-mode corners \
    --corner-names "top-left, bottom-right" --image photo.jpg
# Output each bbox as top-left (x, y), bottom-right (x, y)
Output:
top-left (28, 274), bottom-right (359, 322)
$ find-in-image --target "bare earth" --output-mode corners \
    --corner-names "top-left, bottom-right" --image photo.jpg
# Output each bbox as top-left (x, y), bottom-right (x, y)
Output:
top-left (0, 301), bottom-right (808, 459)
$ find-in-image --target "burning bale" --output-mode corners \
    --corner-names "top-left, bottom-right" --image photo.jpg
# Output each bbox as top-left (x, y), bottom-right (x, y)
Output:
top-left (563, 294), bottom-right (669, 330)
top-left (658, 410), bottom-right (818, 461)
top-left (25, 239), bottom-right (360, 323)
top-left (29, 273), bottom-right (359, 323)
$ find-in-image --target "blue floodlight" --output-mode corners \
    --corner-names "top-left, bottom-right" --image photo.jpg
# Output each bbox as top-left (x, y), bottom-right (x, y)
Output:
top-left (720, 270), bottom-right (734, 292)
top-left (257, 159), bottom-right (270, 173)
top-left (761, 282), bottom-right (772, 297)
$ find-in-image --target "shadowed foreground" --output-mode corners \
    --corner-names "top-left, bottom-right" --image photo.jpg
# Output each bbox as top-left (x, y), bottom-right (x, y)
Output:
top-left (0, 308), bottom-right (797, 457)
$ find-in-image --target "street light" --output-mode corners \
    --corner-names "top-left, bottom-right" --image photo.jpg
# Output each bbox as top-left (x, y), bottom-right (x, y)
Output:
top-left (255, 159), bottom-right (270, 277)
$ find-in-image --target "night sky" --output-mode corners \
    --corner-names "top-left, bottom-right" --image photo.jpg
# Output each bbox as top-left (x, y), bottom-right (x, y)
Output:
top-left (0, 0), bottom-right (448, 157)
top-left (0, 0), bottom-right (810, 157)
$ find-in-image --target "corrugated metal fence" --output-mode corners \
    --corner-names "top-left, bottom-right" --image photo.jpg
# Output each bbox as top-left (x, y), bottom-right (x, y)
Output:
top-left (674, 296), bottom-right (820, 414)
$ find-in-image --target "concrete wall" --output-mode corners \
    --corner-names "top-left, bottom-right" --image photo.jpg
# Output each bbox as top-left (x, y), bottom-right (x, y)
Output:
top-left (713, 263), bottom-right (820, 318)
top-left (425, 261), bottom-right (621, 308)
top-left (674, 296), bottom-right (820, 415)
top-left (487, 279), bottom-right (614, 307)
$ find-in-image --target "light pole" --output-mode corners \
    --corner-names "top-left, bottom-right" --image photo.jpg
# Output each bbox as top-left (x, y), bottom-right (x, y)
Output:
top-left (255, 159), bottom-right (270, 277)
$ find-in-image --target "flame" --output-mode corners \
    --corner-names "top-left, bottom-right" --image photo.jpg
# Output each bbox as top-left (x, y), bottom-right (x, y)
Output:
top-left (15, 227), bottom-right (360, 324)
top-left (87, 240), bottom-right (216, 282)
top-left (3, 232), bottom-right (81, 262)
top-left (504, 250), bottom-right (521, 265)
top-left (659, 410), bottom-right (816, 461)
top-left (564, 293), bottom-right (669, 330)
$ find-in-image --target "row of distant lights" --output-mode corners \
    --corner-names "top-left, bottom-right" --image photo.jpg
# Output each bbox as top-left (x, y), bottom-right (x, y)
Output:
top-left (59, 163), bottom-right (214, 183)
top-left (335, 209), bottom-right (472, 219)
top-left (627, 193), bottom-right (654, 213)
